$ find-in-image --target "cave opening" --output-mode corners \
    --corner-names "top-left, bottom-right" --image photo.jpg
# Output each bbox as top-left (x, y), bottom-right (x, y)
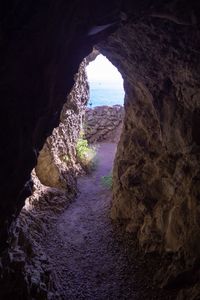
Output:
top-left (86, 52), bottom-right (124, 107)
top-left (83, 51), bottom-right (125, 187)
top-left (5, 49), bottom-right (130, 299)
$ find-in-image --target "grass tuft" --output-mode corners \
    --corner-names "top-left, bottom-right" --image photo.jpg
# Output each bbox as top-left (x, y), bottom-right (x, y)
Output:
top-left (101, 174), bottom-right (112, 189)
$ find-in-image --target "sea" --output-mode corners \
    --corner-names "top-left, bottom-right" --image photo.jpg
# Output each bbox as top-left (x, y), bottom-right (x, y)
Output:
top-left (87, 81), bottom-right (125, 107)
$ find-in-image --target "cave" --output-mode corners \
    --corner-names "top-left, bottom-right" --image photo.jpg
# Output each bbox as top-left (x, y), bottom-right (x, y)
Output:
top-left (85, 51), bottom-right (124, 144)
top-left (1, 1), bottom-right (200, 299)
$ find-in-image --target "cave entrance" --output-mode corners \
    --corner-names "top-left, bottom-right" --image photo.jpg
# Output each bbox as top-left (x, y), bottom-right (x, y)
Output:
top-left (86, 52), bottom-right (124, 107)
top-left (83, 50), bottom-right (125, 150)
top-left (6, 50), bottom-right (127, 299)
top-left (82, 51), bottom-right (125, 188)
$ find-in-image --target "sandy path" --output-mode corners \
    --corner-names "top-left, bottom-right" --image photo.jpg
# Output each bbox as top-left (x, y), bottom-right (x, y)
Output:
top-left (46, 143), bottom-right (176, 300)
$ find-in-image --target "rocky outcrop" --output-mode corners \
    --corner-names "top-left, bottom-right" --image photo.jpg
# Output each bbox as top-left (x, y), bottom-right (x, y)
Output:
top-left (35, 59), bottom-right (89, 192)
top-left (96, 12), bottom-right (200, 298)
top-left (2, 172), bottom-right (69, 299)
top-left (84, 105), bottom-right (124, 143)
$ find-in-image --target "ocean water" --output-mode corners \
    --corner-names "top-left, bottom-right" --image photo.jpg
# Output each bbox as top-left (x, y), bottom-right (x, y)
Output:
top-left (87, 82), bottom-right (125, 107)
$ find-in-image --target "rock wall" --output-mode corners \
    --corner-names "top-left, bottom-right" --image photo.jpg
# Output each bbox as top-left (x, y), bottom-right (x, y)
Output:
top-left (35, 59), bottom-right (89, 192)
top-left (2, 173), bottom-right (70, 299)
top-left (0, 60), bottom-right (89, 299)
top-left (84, 105), bottom-right (124, 143)
top-left (0, 0), bottom-right (111, 253)
top-left (97, 12), bottom-right (200, 297)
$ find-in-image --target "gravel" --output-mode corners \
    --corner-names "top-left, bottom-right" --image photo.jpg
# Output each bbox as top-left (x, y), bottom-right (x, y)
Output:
top-left (45, 143), bottom-right (177, 300)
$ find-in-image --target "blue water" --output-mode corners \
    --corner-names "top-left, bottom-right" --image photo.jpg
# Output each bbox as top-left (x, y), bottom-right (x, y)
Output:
top-left (87, 82), bottom-right (125, 107)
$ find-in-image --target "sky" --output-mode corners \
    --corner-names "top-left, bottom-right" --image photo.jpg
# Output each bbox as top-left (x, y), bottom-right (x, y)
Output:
top-left (86, 54), bottom-right (124, 88)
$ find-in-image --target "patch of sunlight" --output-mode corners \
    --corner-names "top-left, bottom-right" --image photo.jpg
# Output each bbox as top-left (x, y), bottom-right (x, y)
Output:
top-left (86, 54), bottom-right (124, 107)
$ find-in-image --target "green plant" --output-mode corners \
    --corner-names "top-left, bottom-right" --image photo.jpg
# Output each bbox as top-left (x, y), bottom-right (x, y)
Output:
top-left (101, 174), bottom-right (113, 189)
top-left (76, 137), bottom-right (97, 172)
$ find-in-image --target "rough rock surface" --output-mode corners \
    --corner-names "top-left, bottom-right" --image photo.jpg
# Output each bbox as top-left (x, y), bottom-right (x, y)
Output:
top-left (96, 13), bottom-right (200, 298)
top-left (2, 172), bottom-right (71, 300)
top-left (84, 105), bottom-right (124, 143)
top-left (35, 59), bottom-right (89, 192)
top-left (0, 59), bottom-right (89, 299)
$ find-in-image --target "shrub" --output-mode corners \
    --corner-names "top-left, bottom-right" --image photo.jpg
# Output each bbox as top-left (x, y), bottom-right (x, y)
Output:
top-left (76, 137), bottom-right (97, 172)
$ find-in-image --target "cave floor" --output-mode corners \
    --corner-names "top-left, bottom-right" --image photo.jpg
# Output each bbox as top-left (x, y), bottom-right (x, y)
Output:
top-left (45, 143), bottom-right (177, 300)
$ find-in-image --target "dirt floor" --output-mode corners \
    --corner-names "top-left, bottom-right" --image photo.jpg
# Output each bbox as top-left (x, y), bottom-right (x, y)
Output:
top-left (45, 143), bottom-right (177, 300)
